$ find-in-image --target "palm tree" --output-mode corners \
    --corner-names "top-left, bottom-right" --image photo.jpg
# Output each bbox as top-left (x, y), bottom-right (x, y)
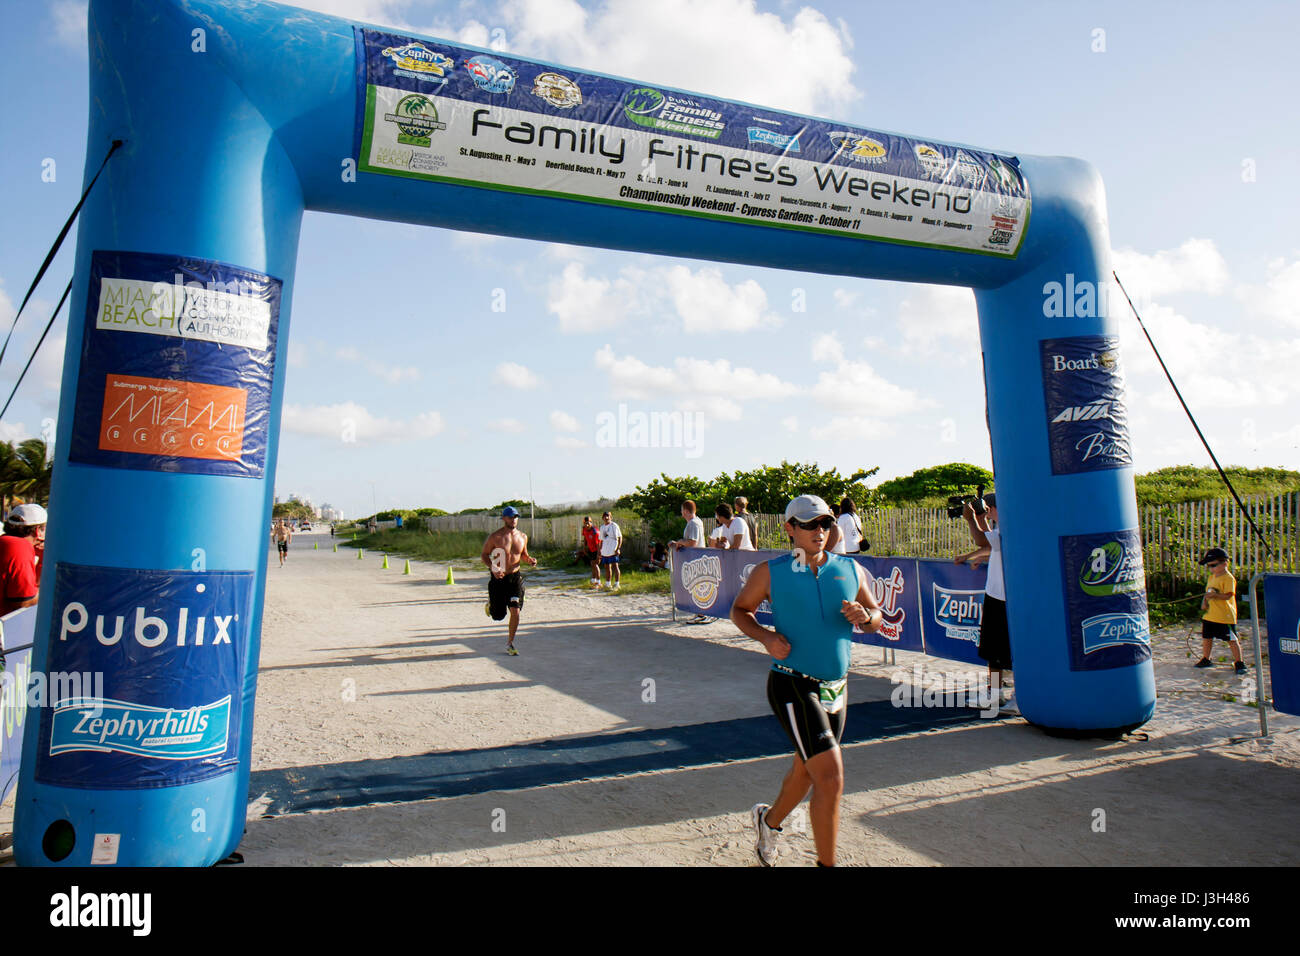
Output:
top-left (0, 440), bottom-right (17, 515)
top-left (6, 438), bottom-right (51, 507)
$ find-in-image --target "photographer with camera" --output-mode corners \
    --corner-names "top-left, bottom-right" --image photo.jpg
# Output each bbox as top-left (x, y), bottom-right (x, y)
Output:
top-left (953, 486), bottom-right (1015, 715)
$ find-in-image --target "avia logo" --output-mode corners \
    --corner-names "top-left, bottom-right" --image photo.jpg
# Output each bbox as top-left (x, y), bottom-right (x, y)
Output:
top-left (1079, 541), bottom-right (1144, 596)
top-left (1052, 402), bottom-right (1112, 423)
top-left (682, 555), bottom-right (722, 609)
top-left (60, 602), bottom-right (237, 648)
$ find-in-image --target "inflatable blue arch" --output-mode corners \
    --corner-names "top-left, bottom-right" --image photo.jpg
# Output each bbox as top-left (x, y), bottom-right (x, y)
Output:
top-left (16, 0), bottom-right (1155, 866)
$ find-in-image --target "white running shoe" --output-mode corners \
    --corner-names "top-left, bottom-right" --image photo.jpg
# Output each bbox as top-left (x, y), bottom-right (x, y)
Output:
top-left (750, 803), bottom-right (780, 867)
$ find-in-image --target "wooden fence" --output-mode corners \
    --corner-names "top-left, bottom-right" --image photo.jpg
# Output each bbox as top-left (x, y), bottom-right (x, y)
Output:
top-left (419, 493), bottom-right (1298, 591)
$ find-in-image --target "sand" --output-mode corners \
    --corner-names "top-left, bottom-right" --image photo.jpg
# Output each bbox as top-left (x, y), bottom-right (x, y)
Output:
top-left (4, 530), bottom-right (1299, 867)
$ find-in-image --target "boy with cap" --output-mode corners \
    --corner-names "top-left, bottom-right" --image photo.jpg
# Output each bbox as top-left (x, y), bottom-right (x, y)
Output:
top-left (1194, 547), bottom-right (1245, 674)
top-left (731, 493), bottom-right (885, 867)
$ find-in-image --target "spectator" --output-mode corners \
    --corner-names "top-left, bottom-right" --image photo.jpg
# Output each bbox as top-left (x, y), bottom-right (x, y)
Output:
top-left (673, 500), bottom-right (709, 624)
top-left (1194, 547), bottom-right (1246, 674)
top-left (734, 496), bottom-right (759, 550)
top-left (642, 542), bottom-right (669, 571)
top-left (719, 502), bottom-right (754, 551)
top-left (833, 497), bottom-right (866, 554)
top-left (954, 491), bottom-right (1014, 714)
top-left (599, 511), bottom-right (623, 590)
top-left (580, 516), bottom-right (602, 588)
top-left (709, 507), bottom-right (732, 549)
top-left (1, 503), bottom-right (47, 616)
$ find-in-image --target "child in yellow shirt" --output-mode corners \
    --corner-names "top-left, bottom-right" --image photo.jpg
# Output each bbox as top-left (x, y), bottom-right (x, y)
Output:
top-left (1194, 547), bottom-right (1245, 674)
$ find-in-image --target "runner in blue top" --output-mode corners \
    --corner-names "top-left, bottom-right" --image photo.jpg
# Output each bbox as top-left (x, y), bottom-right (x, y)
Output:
top-left (731, 494), bottom-right (885, 867)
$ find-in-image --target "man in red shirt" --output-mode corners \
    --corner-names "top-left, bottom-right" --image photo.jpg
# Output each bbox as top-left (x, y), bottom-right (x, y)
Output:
top-left (1, 503), bottom-right (47, 616)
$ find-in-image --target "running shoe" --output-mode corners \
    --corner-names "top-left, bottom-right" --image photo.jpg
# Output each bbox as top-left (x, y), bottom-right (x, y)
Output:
top-left (1234, 661), bottom-right (1248, 675)
top-left (750, 803), bottom-right (780, 867)
top-left (998, 696), bottom-right (1020, 716)
top-left (1194, 658), bottom-right (1214, 668)
top-left (506, 645), bottom-right (518, 656)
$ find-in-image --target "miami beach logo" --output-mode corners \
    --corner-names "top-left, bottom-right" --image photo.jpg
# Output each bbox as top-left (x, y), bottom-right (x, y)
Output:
top-left (1079, 540), bottom-right (1144, 596)
top-left (682, 555), bottom-right (722, 609)
top-left (384, 94), bottom-right (447, 147)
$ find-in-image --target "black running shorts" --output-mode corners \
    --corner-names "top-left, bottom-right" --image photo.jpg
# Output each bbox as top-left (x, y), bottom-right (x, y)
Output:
top-left (978, 595), bottom-right (1011, 669)
top-left (767, 668), bottom-right (847, 763)
top-left (1202, 620), bottom-right (1238, 642)
top-left (488, 571), bottom-right (525, 620)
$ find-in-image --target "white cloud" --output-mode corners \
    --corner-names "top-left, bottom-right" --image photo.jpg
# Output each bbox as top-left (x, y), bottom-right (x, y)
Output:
top-left (555, 435), bottom-right (589, 449)
top-left (51, 1), bottom-right (86, 48)
top-left (549, 410), bottom-right (581, 432)
top-left (896, 284), bottom-right (978, 355)
top-left (810, 416), bottom-right (896, 441)
top-left (547, 262), bottom-right (646, 332)
top-left (501, 0), bottom-right (859, 117)
top-left (487, 417), bottom-right (527, 433)
top-left (281, 402), bottom-right (444, 442)
top-left (493, 361), bottom-right (543, 389)
top-left (0, 422), bottom-right (32, 443)
top-left (1237, 257), bottom-right (1300, 327)
top-left (592, 345), bottom-right (797, 421)
top-left (810, 359), bottom-right (933, 416)
top-left (1111, 238), bottom-right (1230, 301)
top-left (811, 332), bottom-right (844, 364)
top-left (663, 266), bottom-right (781, 334)
top-left (335, 345), bottom-right (420, 383)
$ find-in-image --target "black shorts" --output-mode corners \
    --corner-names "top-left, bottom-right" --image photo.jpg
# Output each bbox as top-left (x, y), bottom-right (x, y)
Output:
top-left (978, 596), bottom-right (1011, 669)
top-left (277, 541), bottom-right (288, 554)
top-left (584, 548), bottom-right (600, 562)
top-left (488, 572), bottom-right (525, 620)
top-left (767, 669), bottom-right (847, 763)
top-left (1203, 620), bottom-right (1239, 642)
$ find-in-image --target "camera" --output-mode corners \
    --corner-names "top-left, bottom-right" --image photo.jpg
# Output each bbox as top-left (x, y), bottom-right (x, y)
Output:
top-left (946, 484), bottom-right (987, 519)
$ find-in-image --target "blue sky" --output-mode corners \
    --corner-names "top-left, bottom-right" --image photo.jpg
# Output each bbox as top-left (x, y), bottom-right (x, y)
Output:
top-left (2, 0), bottom-right (1297, 517)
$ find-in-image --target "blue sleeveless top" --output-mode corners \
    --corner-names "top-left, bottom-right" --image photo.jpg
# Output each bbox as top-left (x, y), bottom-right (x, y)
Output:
top-left (768, 552), bottom-right (861, 681)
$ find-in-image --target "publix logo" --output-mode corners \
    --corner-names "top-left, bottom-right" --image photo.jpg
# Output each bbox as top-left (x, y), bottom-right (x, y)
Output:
top-left (682, 555), bottom-right (722, 609)
top-left (1078, 541), bottom-right (1144, 596)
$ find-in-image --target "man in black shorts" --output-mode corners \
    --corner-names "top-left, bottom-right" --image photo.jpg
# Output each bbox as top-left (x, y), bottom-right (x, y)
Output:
top-left (480, 506), bottom-right (537, 655)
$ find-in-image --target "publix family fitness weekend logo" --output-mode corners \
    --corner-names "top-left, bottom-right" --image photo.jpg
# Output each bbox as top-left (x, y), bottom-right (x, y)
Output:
top-left (1061, 529), bottom-right (1151, 669)
top-left (1078, 539), bottom-right (1144, 596)
top-left (623, 87), bottom-right (725, 139)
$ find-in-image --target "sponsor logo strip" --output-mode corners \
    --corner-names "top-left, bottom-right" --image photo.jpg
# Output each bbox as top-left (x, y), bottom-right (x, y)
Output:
top-left (99, 374), bottom-right (246, 461)
top-left (48, 696), bottom-right (232, 760)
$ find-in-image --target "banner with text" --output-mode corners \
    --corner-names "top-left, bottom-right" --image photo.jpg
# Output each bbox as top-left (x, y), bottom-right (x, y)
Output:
top-left (356, 30), bottom-right (1030, 257)
top-left (1, 607), bottom-right (36, 805)
top-left (916, 559), bottom-right (988, 666)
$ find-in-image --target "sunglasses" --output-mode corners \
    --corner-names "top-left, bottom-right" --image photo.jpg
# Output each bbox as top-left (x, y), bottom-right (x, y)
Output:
top-left (790, 516), bottom-right (835, 531)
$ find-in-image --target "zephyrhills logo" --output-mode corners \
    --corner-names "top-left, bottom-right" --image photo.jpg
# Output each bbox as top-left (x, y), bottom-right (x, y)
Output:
top-left (1079, 541), bottom-right (1144, 596)
top-left (1282, 619), bottom-right (1300, 656)
top-left (381, 42), bottom-right (454, 78)
top-left (681, 555), bottom-right (722, 609)
top-left (1080, 612), bottom-right (1150, 654)
top-left (48, 696), bottom-right (231, 760)
top-left (932, 584), bottom-right (983, 644)
top-left (60, 599), bottom-right (238, 647)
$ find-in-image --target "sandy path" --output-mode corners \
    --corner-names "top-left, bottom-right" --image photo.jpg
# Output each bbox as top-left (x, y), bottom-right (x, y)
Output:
top-left (5, 531), bottom-right (1300, 867)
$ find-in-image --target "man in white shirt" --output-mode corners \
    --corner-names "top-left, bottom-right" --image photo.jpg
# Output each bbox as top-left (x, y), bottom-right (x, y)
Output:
top-left (954, 492), bottom-right (1013, 714)
top-left (599, 510), bottom-right (623, 590)
top-left (721, 503), bottom-right (754, 550)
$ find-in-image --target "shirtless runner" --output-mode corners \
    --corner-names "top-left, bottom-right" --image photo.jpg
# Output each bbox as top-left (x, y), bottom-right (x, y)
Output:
top-left (271, 519), bottom-right (292, 567)
top-left (480, 505), bottom-right (537, 655)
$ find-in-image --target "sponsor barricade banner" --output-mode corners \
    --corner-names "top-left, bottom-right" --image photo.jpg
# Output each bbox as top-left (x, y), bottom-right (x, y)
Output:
top-left (1264, 575), bottom-right (1300, 716)
top-left (1, 607), bottom-right (36, 804)
top-left (916, 559), bottom-right (988, 666)
top-left (672, 549), bottom-right (924, 653)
